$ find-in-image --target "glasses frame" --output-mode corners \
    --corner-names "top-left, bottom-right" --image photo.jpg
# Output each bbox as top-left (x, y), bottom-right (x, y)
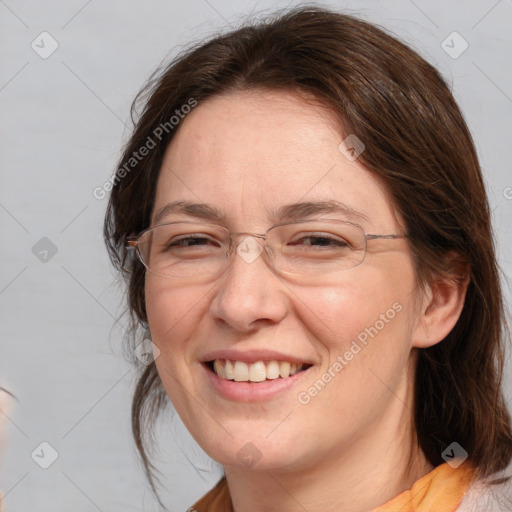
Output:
top-left (125, 218), bottom-right (407, 278)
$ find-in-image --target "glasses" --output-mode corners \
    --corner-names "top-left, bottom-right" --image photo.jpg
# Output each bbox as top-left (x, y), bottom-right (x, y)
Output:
top-left (126, 219), bottom-right (406, 282)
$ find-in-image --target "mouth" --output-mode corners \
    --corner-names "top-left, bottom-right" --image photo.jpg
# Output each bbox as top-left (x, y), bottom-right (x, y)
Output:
top-left (205, 359), bottom-right (313, 383)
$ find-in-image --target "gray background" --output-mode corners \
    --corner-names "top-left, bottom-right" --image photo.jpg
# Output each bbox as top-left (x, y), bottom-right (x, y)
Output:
top-left (0, 0), bottom-right (511, 511)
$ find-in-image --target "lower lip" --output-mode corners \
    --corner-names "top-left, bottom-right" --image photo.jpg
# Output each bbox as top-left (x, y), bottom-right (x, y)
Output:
top-left (202, 363), bottom-right (312, 402)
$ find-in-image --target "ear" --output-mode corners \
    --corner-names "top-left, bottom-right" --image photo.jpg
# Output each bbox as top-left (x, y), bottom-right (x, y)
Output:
top-left (412, 254), bottom-right (470, 349)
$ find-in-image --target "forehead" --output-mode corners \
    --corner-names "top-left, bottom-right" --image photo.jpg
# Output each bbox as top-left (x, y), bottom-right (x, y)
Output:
top-left (153, 90), bottom-right (399, 231)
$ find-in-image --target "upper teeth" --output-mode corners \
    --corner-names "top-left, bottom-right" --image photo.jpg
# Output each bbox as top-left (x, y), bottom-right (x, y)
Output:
top-left (213, 359), bottom-right (306, 382)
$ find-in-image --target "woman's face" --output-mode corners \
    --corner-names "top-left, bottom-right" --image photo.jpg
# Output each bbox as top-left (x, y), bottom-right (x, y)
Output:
top-left (146, 90), bottom-right (423, 473)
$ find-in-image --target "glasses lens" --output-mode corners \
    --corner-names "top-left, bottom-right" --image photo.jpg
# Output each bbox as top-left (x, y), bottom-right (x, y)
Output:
top-left (268, 220), bottom-right (366, 275)
top-left (135, 220), bottom-right (366, 279)
top-left (138, 223), bottom-right (229, 277)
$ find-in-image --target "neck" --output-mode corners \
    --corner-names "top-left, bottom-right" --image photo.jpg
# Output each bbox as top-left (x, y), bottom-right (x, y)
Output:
top-left (224, 361), bottom-right (433, 512)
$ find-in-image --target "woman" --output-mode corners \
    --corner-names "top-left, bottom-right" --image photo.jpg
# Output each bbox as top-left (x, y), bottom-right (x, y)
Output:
top-left (104, 6), bottom-right (512, 511)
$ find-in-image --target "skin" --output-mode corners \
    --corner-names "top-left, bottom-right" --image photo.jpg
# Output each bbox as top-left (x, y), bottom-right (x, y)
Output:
top-left (145, 90), bottom-right (468, 512)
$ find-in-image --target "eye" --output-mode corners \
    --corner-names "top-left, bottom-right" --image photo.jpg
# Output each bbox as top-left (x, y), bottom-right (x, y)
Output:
top-left (169, 235), bottom-right (217, 247)
top-left (288, 233), bottom-right (351, 249)
top-left (166, 234), bottom-right (222, 250)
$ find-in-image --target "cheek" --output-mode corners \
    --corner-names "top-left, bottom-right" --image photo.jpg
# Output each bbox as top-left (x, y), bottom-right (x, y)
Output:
top-left (290, 270), bottom-right (411, 350)
top-left (290, 266), bottom-right (417, 410)
top-left (145, 279), bottom-right (213, 426)
top-left (144, 278), bottom-right (207, 362)
top-left (292, 273), bottom-right (415, 422)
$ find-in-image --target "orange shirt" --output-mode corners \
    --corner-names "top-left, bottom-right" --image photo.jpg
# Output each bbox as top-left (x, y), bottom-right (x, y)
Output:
top-left (191, 461), bottom-right (477, 512)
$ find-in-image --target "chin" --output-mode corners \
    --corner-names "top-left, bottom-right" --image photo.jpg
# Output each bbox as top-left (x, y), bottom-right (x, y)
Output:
top-left (200, 435), bottom-right (305, 473)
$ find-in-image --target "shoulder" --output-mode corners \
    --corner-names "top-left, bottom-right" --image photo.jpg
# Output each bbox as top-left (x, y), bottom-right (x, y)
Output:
top-left (456, 466), bottom-right (512, 512)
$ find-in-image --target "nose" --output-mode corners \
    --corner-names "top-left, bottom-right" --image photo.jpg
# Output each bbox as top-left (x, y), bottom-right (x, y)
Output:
top-left (209, 235), bottom-right (288, 332)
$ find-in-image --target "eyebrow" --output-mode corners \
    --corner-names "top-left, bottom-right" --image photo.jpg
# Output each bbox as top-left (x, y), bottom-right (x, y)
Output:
top-left (152, 199), bottom-right (370, 226)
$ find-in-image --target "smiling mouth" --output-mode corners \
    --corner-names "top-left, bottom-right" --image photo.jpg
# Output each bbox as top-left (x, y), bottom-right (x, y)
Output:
top-left (206, 359), bottom-right (312, 383)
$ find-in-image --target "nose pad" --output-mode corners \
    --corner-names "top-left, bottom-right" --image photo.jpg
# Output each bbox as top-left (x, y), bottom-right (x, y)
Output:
top-left (210, 235), bottom-right (288, 330)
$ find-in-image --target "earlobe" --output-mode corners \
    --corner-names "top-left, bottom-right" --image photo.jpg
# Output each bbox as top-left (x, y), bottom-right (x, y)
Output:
top-left (412, 263), bottom-right (470, 349)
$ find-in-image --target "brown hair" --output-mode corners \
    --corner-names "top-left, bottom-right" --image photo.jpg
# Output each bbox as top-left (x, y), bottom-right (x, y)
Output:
top-left (104, 5), bottom-right (512, 501)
